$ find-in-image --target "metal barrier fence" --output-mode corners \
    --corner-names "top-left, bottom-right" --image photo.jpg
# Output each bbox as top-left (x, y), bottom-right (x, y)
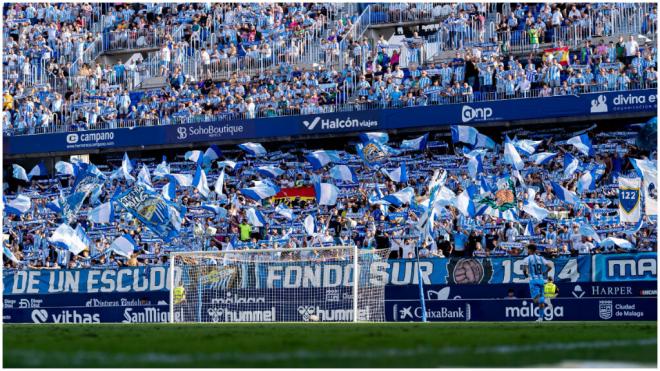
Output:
top-left (4, 83), bottom-right (656, 137)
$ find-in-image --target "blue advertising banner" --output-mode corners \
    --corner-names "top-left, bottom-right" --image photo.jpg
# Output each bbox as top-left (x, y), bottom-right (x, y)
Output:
top-left (4, 297), bottom-right (655, 323)
top-left (3, 292), bottom-right (169, 310)
top-left (4, 89), bottom-right (656, 156)
top-left (591, 252), bottom-right (657, 282)
top-left (5, 254), bottom-right (655, 295)
top-left (386, 297), bottom-right (656, 322)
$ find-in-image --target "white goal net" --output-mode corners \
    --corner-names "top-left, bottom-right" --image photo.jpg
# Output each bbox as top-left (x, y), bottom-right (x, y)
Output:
top-left (169, 247), bottom-right (390, 323)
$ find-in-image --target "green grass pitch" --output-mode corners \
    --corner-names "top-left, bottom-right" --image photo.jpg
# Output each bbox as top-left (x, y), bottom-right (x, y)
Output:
top-left (4, 322), bottom-right (657, 368)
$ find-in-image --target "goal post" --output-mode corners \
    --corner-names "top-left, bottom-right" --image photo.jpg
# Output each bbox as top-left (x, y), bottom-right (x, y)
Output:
top-left (169, 246), bottom-right (389, 323)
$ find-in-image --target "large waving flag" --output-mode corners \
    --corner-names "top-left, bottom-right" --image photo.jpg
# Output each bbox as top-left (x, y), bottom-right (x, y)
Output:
top-left (400, 133), bottom-right (428, 151)
top-left (184, 150), bottom-right (203, 163)
top-left (566, 134), bottom-right (594, 156)
top-left (359, 132), bottom-right (389, 144)
top-left (201, 203), bottom-right (227, 218)
top-left (257, 165), bottom-right (285, 179)
top-left (55, 161), bottom-right (76, 176)
top-left (577, 167), bottom-right (605, 194)
top-left (27, 162), bottom-right (47, 179)
top-left (451, 125), bottom-right (478, 146)
top-left (563, 153), bottom-right (580, 180)
top-left (630, 158), bottom-right (657, 215)
top-left (521, 188), bottom-right (549, 221)
top-left (217, 160), bottom-right (237, 170)
top-left (5, 195), bottom-right (31, 215)
top-left (330, 165), bottom-right (358, 183)
top-left (356, 141), bottom-right (397, 168)
top-left (600, 237), bottom-right (634, 250)
top-left (246, 207), bottom-right (267, 227)
top-left (305, 150), bottom-right (341, 170)
top-left (455, 188), bottom-right (476, 217)
top-left (303, 214), bottom-right (317, 236)
top-left (12, 164), bottom-right (28, 182)
top-left (475, 133), bottom-right (496, 150)
top-left (203, 145), bottom-right (222, 164)
top-left (238, 142), bottom-right (267, 157)
top-left (115, 184), bottom-right (185, 242)
top-left (88, 202), bottom-right (114, 224)
top-left (382, 163), bottom-right (408, 183)
top-left (466, 152), bottom-right (483, 180)
top-left (162, 182), bottom-right (176, 201)
top-left (315, 182), bottom-right (339, 206)
top-left (551, 182), bottom-right (580, 204)
top-left (110, 234), bottom-right (138, 258)
top-left (512, 138), bottom-right (542, 156)
top-left (240, 183), bottom-right (280, 201)
top-left (49, 223), bottom-right (88, 255)
top-left (476, 177), bottom-right (518, 221)
top-left (503, 136), bottom-right (524, 170)
top-left (382, 187), bottom-right (415, 207)
top-left (579, 223), bottom-right (602, 243)
top-left (275, 203), bottom-right (294, 220)
top-left (3, 246), bottom-right (20, 264)
top-left (137, 165), bottom-right (153, 190)
top-left (192, 164), bottom-right (210, 198)
top-left (153, 157), bottom-right (170, 179)
top-left (214, 168), bottom-right (226, 195)
top-left (167, 173), bottom-right (193, 187)
top-left (529, 152), bottom-right (557, 165)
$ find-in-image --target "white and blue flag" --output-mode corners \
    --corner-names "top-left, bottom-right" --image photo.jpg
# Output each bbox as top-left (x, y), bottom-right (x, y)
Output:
top-left (192, 164), bottom-right (210, 198)
top-left (563, 153), bottom-right (580, 179)
top-left (49, 223), bottom-right (88, 255)
top-left (451, 125), bottom-right (478, 146)
top-left (110, 234), bottom-right (138, 258)
top-left (529, 152), bottom-right (557, 165)
top-left (400, 133), bottom-right (428, 151)
top-left (257, 165), bottom-right (285, 178)
top-left (503, 136), bottom-right (524, 170)
top-left (27, 162), bottom-right (47, 179)
top-left (551, 182), bottom-right (580, 204)
top-left (359, 132), bottom-right (389, 144)
top-left (55, 161), bottom-right (76, 176)
top-left (12, 164), bottom-right (28, 181)
top-left (238, 142), bottom-right (267, 157)
top-left (566, 133), bottom-right (594, 156)
top-left (246, 207), bottom-right (267, 227)
top-left (5, 195), bottom-right (31, 215)
top-left (305, 150), bottom-right (340, 169)
top-left (329, 165), bottom-right (358, 183)
top-left (315, 182), bottom-right (339, 206)
top-left (88, 201), bottom-right (114, 224)
top-left (382, 187), bottom-right (415, 207)
top-left (275, 203), bottom-right (294, 220)
top-left (382, 163), bottom-right (408, 183)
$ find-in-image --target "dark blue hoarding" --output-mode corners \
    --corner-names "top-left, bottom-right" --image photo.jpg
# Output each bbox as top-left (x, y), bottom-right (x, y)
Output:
top-left (4, 89), bottom-right (656, 156)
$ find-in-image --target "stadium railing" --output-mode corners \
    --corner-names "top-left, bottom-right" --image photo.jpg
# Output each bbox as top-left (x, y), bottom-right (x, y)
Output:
top-left (4, 83), bottom-right (655, 137)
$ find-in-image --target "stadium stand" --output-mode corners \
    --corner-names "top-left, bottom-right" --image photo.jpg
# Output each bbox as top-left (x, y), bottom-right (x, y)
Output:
top-left (2, 3), bottom-right (656, 135)
top-left (2, 3), bottom-right (657, 271)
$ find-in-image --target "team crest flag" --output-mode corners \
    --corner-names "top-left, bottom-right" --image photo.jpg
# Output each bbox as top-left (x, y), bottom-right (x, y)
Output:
top-left (618, 177), bottom-right (642, 223)
top-left (115, 184), bottom-right (186, 242)
top-left (356, 141), bottom-right (395, 168)
top-left (477, 177), bottom-right (518, 220)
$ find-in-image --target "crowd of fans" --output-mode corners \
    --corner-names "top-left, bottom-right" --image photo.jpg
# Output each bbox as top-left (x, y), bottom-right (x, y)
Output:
top-left (2, 3), bottom-right (657, 135)
top-left (3, 122), bottom-right (657, 270)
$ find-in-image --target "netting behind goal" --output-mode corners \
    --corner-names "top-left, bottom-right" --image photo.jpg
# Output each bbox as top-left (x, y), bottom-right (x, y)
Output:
top-left (170, 247), bottom-right (390, 323)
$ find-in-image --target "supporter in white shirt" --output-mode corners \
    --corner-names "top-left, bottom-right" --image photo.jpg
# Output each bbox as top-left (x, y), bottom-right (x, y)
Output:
top-left (624, 35), bottom-right (639, 57)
